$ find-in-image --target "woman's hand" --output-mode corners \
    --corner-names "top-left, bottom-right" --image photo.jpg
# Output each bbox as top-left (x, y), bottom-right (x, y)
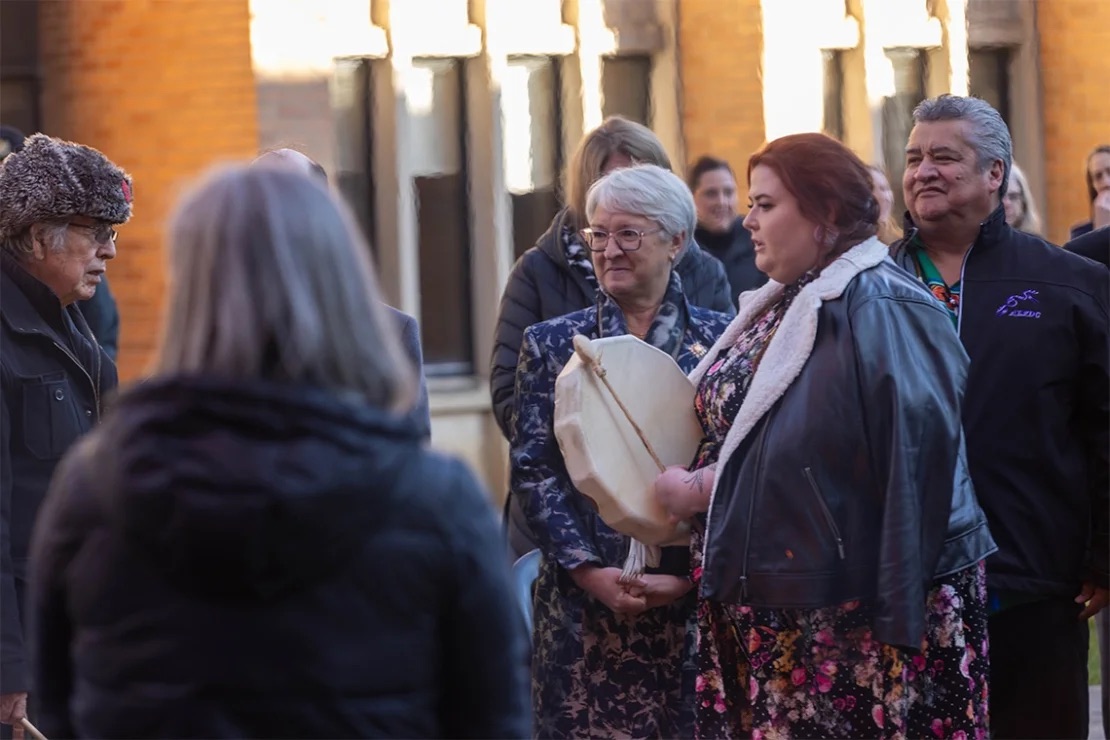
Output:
top-left (625, 574), bottom-right (695, 609)
top-left (1093, 190), bottom-right (1110, 230)
top-left (570, 565), bottom-right (648, 615)
top-left (654, 464), bottom-right (714, 523)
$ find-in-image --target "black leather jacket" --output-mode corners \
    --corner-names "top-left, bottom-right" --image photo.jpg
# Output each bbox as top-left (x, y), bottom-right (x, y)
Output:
top-left (700, 240), bottom-right (996, 649)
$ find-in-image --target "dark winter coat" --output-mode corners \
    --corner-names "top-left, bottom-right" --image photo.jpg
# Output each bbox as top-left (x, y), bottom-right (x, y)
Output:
top-left (695, 217), bottom-right (768, 303)
top-left (29, 376), bottom-right (530, 739)
top-left (77, 274), bottom-right (120, 361)
top-left (0, 252), bottom-right (117, 695)
top-left (891, 206), bottom-right (1109, 596)
top-left (1065, 225), bottom-right (1110, 269)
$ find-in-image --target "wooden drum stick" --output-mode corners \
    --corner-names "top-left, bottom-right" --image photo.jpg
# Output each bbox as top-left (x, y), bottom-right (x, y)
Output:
top-left (21, 718), bottom-right (48, 740)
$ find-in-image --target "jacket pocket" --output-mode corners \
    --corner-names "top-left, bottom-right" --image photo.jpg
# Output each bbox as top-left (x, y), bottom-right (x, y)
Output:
top-left (20, 373), bottom-right (82, 460)
top-left (802, 467), bottom-right (846, 560)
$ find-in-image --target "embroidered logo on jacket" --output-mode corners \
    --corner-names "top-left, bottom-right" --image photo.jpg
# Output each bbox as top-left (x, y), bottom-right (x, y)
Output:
top-left (996, 289), bottom-right (1041, 319)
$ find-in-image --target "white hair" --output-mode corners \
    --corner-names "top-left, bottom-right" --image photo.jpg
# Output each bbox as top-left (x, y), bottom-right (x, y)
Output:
top-left (585, 164), bottom-right (697, 263)
top-left (156, 163), bottom-right (413, 411)
top-left (3, 221), bottom-right (67, 259)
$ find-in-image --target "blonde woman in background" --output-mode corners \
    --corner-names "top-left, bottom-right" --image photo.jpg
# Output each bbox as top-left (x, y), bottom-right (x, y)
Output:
top-left (491, 116), bottom-right (732, 558)
top-left (868, 164), bottom-right (903, 245)
top-left (1003, 162), bottom-right (1044, 236)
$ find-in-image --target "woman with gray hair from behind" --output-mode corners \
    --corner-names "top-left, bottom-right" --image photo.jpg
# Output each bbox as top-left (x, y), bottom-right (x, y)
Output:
top-left (27, 164), bottom-right (530, 739)
top-left (511, 164), bottom-right (731, 738)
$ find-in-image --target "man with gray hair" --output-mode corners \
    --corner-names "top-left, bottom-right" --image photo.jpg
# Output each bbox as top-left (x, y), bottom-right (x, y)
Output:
top-left (0, 134), bottom-right (128, 737)
top-left (891, 94), bottom-right (1109, 739)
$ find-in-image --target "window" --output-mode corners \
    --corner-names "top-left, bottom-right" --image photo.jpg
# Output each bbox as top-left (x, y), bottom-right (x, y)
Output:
top-left (882, 48), bottom-right (928, 217)
top-left (822, 50), bottom-right (845, 141)
top-left (331, 58), bottom-right (376, 258)
top-left (601, 55), bottom-right (651, 125)
top-left (409, 58), bottom-right (474, 375)
top-left (969, 48), bottom-right (1011, 127)
top-left (0, 0), bottom-right (41, 135)
top-left (503, 56), bottom-right (563, 261)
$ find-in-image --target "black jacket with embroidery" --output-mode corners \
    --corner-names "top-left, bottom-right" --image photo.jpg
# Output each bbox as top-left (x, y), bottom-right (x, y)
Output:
top-left (890, 206), bottom-right (1110, 596)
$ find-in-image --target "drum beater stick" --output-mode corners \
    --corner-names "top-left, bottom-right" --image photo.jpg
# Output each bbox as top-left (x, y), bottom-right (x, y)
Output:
top-left (572, 335), bottom-right (666, 473)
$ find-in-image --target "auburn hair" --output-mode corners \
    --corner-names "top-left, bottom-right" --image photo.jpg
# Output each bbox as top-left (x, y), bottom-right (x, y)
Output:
top-left (747, 133), bottom-right (880, 253)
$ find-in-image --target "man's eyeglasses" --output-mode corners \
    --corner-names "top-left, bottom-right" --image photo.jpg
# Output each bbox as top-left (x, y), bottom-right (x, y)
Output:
top-left (579, 227), bottom-right (665, 253)
top-left (68, 222), bottom-right (118, 245)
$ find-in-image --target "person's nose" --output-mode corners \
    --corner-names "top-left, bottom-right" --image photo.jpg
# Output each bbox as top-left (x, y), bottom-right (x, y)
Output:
top-left (602, 233), bottom-right (625, 259)
top-left (742, 211), bottom-right (757, 230)
top-left (97, 238), bottom-right (117, 260)
top-left (914, 160), bottom-right (939, 181)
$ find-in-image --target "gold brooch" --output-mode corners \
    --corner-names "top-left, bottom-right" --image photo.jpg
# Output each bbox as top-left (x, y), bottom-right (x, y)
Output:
top-left (690, 342), bottom-right (707, 358)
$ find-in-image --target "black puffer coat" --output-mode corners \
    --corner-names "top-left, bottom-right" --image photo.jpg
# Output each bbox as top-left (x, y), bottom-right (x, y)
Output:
top-left (29, 376), bottom-right (530, 739)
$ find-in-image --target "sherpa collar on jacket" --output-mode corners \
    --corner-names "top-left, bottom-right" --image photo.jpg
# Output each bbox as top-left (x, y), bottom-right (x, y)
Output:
top-left (688, 236), bottom-right (889, 502)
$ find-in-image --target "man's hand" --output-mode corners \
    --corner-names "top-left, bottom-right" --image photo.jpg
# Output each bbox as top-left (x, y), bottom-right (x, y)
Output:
top-left (0, 692), bottom-right (27, 740)
top-left (1075, 581), bottom-right (1109, 621)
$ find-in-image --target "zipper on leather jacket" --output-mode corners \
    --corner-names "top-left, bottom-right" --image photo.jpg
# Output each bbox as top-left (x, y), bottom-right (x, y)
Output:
top-left (802, 467), bottom-right (846, 560)
top-left (739, 420), bottom-right (772, 602)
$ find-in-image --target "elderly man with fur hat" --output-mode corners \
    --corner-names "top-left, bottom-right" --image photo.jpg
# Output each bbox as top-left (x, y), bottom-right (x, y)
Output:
top-left (0, 134), bottom-right (131, 738)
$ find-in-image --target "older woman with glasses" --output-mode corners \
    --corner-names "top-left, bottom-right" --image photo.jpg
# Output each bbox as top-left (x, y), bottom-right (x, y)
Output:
top-left (511, 164), bottom-right (731, 738)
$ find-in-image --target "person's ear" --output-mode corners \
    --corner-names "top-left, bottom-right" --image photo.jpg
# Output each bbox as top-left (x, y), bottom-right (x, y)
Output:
top-left (28, 223), bottom-right (53, 260)
top-left (670, 230), bottom-right (685, 261)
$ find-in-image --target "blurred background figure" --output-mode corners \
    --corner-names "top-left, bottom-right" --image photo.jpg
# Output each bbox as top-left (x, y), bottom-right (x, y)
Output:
top-left (490, 116), bottom-right (731, 559)
top-left (1004, 162), bottom-right (1044, 236)
top-left (29, 164), bottom-right (529, 739)
top-left (868, 164), bottom-right (904, 245)
top-left (689, 155), bottom-right (767, 301)
top-left (1072, 145), bottom-right (1110, 239)
top-left (1066, 225), bottom-right (1110, 269)
top-left (0, 126), bottom-right (25, 161)
top-left (253, 146), bottom-right (431, 441)
top-left (76, 275), bottom-right (120, 361)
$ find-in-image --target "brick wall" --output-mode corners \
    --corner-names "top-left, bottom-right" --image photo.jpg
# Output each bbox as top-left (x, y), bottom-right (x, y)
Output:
top-left (1037, 0), bottom-right (1110, 244)
top-left (38, 0), bottom-right (259, 380)
top-left (676, 0), bottom-right (766, 199)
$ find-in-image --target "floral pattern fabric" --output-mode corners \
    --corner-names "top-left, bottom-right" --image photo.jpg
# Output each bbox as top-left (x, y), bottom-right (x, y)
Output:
top-left (511, 270), bottom-right (730, 738)
top-left (561, 221), bottom-right (600, 291)
top-left (688, 276), bottom-right (990, 740)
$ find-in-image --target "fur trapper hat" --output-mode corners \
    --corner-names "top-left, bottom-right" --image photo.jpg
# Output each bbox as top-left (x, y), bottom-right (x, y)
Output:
top-left (0, 133), bottom-right (133, 241)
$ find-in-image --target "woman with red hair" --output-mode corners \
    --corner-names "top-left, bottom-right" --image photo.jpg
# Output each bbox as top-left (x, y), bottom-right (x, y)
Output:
top-left (654, 133), bottom-right (996, 739)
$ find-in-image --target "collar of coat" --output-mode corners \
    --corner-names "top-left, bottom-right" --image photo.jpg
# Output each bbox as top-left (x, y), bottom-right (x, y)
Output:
top-left (688, 235), bottom-right (889, 505)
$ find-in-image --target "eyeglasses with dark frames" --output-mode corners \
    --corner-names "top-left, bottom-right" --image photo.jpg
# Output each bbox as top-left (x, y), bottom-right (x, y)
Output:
top-left (68, 222), bottom-right (118, 245)
top-left (579, 227), bottom-right (665, 253)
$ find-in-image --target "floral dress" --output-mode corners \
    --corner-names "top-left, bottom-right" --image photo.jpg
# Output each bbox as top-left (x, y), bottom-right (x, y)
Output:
top-left (688, 276), bottom-right (991, 740)
top-left (511, 271), bottom-right (731, 739)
